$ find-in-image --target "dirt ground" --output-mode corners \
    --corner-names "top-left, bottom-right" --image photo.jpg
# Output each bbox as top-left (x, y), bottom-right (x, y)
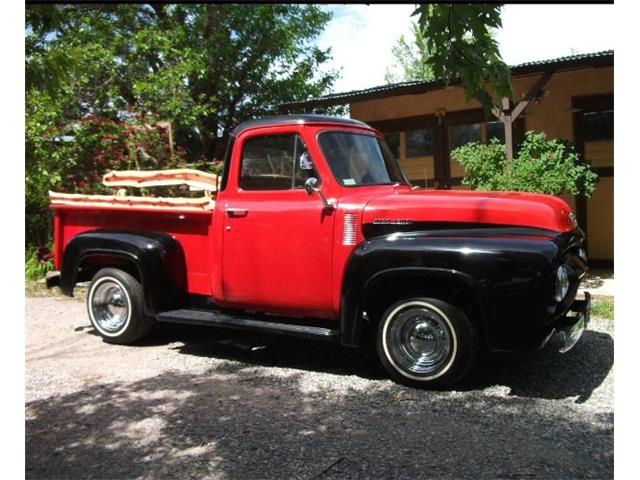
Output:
top-left (26, 295), bottom-right (613, 479)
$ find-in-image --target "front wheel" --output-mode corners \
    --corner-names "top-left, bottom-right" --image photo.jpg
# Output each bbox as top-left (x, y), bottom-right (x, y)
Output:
top-left (376, 297), bottom-right (479, 388)
top-left (87, 268), bottom-right (153, 344)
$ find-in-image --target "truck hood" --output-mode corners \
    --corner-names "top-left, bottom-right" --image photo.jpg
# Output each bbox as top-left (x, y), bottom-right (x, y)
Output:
top-left (362, 189), bottom-right (575, 233)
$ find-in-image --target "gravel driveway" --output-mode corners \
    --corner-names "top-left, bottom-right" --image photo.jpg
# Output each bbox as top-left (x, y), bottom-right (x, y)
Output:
top-left (26, 296), bottom-right (613, 479)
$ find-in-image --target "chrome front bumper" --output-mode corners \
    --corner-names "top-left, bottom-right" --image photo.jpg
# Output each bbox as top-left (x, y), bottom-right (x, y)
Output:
top-left (557, 292), bottom-right (591, 353)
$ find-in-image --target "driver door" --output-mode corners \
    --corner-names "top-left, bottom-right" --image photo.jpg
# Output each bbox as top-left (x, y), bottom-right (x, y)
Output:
top-left (221, 131), bottom-right (336, 319)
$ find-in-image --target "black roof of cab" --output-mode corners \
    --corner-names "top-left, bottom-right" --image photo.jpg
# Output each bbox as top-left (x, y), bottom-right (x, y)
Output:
top-left (231, 114), bottom-right (371, 136)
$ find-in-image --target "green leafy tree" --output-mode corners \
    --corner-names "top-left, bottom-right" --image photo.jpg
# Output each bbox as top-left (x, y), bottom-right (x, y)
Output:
top-left (451, 132), bottom-right (599, 197)
top-left (25, 4), bottom-right (70, 94)
top-left (384, 22), bottom-right (435, 84)
top-left (26, 4), bottom-right (338, 159)
top-left (413, 4), bottom-right (511, 112)
top-left (25, 4), bottom-right (338, 247)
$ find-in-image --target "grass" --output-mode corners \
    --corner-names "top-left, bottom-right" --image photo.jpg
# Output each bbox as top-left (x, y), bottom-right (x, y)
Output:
top-left (591, 298), bottom-right (614, 320)
top-left (25, 278), bottom-right (87, 301)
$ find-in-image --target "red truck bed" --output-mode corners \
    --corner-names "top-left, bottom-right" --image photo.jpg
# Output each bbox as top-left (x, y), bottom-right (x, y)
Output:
top-left (52, 205), bottom-right (215, 296)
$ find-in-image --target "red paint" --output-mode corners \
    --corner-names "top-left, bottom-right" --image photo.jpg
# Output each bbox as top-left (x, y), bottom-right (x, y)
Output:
top-left (52, 205), bottom-right (214, 295)
top-left (363, 188), bottom-right (575, 233)
top-left (52, 119), bottom-right (576, 320)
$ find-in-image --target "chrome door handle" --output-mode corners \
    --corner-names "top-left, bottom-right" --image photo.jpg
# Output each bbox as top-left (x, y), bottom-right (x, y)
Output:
top-left (226, 208), bottom-right (248, 218)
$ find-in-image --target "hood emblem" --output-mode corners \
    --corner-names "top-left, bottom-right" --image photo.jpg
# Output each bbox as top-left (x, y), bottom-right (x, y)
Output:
top-left (373, 219), bottom-right (413, 225)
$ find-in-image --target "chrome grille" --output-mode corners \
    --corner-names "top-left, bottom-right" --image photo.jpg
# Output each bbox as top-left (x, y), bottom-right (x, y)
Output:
top-left (342, 213), bottom-right (358, 246)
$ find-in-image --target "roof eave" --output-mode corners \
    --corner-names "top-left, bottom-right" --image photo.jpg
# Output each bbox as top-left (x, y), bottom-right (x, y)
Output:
top-left (281, 51), bottom-right (613, 111)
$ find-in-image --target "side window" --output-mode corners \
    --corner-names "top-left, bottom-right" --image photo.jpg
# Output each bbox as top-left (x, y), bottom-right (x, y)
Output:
top-left (239, 134), bottom-right (318, 191)
top-left (584, 110), bottom-right (613, 141)
top-left (449, 123), bottom-right (482, 150)
top-left (406, 129), bottom-right (434, 158)
top-left (486, 121), bottom-right (506, 143)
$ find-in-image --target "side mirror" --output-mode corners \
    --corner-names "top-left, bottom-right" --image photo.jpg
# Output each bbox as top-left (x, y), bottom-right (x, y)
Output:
top-left (304, 177), bottom-right (334, 211)
top-left (304, 177), bottom-right (319, 195)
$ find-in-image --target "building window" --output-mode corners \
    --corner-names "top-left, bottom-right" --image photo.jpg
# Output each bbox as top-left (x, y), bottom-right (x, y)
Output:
top-left (584, 110), bottom-right (613, 141)
top-left (486, 121), bottom-right (506, 143)
top-left (406, 129), bottom-right (434, 158)
top-left (449, 123), bottom-right (482, 150)
top-left (384, 131), bottom-right (400, 159)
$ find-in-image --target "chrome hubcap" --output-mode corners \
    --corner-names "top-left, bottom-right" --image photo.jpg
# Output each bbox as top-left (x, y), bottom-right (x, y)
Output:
top-left (91, 280), bottom-right (129, 333)
top-left (387, 306), bottom-right (452, 375)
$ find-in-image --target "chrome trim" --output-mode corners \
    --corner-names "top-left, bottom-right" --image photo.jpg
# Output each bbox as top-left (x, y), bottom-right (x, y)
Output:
top-left (577, 247), bottom-right (588, 263)
top-left (539, 328), bottom-right (557, 349)
top-left (558, 292), bottom-right (591, 353)
top-left (569, 212), bottom-right (578, 228)
top-left (381, 300), bottom-right (458, 381)
top-left (373, 219), bottom-right (413, 225)
top-left (558, 315), bottom-right (586, 353)
top-left (342, 213), bottom-right (358, 246)
top-left (88, 276), bottom-right (132, 336)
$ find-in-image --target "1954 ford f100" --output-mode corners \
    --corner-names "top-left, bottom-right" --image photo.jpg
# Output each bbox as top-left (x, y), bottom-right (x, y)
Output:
top-left (47, 115), bottom-right (591, 388)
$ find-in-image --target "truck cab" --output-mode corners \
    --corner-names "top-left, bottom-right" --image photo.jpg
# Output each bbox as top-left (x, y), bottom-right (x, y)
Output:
top-left (48, 115), bottom-right (591, 388)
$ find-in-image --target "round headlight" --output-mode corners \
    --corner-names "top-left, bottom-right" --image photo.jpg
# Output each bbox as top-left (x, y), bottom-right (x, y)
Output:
top-left (555, 265), bottom-right (569, 302)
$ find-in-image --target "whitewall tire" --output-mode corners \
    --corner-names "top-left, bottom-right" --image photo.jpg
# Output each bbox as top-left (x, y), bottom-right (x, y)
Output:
top-left (87, 268), bottom-right (153, 344)
top-left (376, 297), bottom-right (479, 388)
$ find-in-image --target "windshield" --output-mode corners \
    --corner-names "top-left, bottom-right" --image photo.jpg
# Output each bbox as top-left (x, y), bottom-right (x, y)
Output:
top-left (318, 131), bottom-right (409, 187)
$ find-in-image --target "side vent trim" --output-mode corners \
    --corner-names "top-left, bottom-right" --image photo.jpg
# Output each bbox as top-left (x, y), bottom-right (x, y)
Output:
top-left (343, 213), bottom-right (358, 246)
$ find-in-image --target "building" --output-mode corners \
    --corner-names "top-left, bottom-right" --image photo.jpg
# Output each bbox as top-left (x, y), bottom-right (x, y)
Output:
top-left (282, 51), bottom-right (614, 267)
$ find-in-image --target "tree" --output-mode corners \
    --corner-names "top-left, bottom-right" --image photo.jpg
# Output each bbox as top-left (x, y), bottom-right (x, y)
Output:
top-left (412, 4), bottom-right (512, 113)
top-left (26, 4), bottom-right (338, 160)
top-left (384, 22), bottom-right (435, 84)
top-left (25, 4), bottom-right (339, 246)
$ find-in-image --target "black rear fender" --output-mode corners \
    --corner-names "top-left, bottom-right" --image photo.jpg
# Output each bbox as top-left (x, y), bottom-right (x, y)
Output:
top-left (60, 229), bottom-right (187, 314)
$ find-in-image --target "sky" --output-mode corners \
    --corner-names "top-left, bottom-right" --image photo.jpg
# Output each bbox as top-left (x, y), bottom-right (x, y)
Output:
top-left (316, 4), bottom-right (615, 94)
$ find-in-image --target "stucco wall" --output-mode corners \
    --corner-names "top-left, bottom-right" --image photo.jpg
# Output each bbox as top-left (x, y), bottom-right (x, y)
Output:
top-left (350, 66), bottom-right (613, 132)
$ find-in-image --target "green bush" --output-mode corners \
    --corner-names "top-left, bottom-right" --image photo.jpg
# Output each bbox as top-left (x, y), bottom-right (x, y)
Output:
top-left (25, 246), bottom-right (53, 281)
top-left (451, 131), bottom-right (599, 197)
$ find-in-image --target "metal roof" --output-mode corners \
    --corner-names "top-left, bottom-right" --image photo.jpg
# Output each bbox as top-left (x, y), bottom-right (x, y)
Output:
top-left (231, 114), bottom-right (369, 136)
top-left (280, 50), bottom-right (613, 111)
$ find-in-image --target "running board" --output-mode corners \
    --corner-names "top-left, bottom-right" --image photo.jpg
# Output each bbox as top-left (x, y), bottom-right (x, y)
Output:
top-left (156, 308), bottom-right (339, 342)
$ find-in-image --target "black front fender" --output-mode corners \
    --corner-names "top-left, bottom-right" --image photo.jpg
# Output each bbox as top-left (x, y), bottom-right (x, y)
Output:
top-left (340, 227), bottom-right (567, 350)
top-left (60, 229), bottom-right (186, 314)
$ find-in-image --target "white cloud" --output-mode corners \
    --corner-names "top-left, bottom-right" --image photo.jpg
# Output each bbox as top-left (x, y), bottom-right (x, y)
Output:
top-left (317, 4), bottom-right (615, 94)
top-left (316, 5), bottom-right (415, 92)
top-left (496, 4), bottom-right (615, 65)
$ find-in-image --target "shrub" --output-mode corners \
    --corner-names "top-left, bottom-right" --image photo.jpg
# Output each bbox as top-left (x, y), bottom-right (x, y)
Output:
top-left (25, 113), bottom-right (201, 247)
top-left (25, 246), bottom-right (53, 281)
top-left (451, 131), bottom-right (599, 197)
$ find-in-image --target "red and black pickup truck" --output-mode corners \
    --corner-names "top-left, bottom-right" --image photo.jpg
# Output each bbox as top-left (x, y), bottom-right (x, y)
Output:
top-left (47, 115), bottom-right (591, 387)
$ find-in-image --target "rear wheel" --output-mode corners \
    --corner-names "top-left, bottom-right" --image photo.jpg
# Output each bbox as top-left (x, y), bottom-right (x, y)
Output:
top-left (376, 297), bottom-right (478, 388)
top-left (87, 268), bottom-right (153, 344)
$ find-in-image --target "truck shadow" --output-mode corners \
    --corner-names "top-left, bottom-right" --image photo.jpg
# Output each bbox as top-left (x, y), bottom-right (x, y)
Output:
top-left (132, 322), bottom-right (613, 403)
top-left (26, 358), bottom-right (613, 480)
top-left (458, 330), bottom-right (614, 403)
